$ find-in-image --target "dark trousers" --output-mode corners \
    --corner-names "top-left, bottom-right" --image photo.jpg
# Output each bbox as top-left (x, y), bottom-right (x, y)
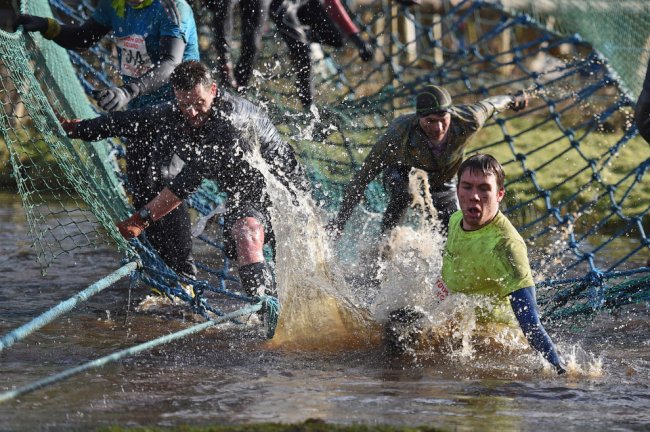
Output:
top-left (381, 165), bottom-right (458, 234)
top-left (270, 0), bottom-right (312, 107)
top-left (297, 0), bottom-right (345, 47)
top-left (205, 0), bottom-right (270, 87)
top-left (127, 137), bottom-right (196, 277)
top-left (269, 0), bottom-right (345, 108)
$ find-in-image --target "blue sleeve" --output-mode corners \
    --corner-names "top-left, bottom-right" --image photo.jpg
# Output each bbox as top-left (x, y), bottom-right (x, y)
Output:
top-left (509, 287), bottom-right (565, 374)
top-left (159, 0), bottom-right (190, 42)
top-left (91, 0), bottom-right (113, 29)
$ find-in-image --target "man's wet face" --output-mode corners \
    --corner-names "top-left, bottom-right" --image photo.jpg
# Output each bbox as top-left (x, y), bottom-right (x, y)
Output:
top-left (457, 169), bottom-right (504, 231)
top-left (418, 111), bottom-right (451, 143)
top-left (175, 83), bottom-right (217, 128)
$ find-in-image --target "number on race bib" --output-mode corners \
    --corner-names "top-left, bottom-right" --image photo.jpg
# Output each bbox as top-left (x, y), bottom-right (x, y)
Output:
top-left (435, 278), bottom-right (449, 302)
top-left (116, 34), bottom-right (153, 78)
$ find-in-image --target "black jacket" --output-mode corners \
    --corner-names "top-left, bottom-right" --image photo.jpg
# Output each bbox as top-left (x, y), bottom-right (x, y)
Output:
top-left (74, 91), bottom-right (309, 209)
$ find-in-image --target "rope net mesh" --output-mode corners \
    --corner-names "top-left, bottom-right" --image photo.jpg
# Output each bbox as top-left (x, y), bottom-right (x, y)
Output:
top-left (497, 0), bottom-right (650, 100)
top-left (0, 0), bottom-right (648, 319)
top-left (0, 17), bottom-right (132, 271)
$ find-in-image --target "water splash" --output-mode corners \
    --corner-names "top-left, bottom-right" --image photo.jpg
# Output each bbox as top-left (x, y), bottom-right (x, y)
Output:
top-left (561, 344), bottom-right (604, 378)
top-left (370, 224), bottom-right (444, 322)
top-left (235, 137), bottom-right (378, 351)
top-left (241, 136), bottom-right (600, 376)
top-left (269, 190), bottom-right (380, 351)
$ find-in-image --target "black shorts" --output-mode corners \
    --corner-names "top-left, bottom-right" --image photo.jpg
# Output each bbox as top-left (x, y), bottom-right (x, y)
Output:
top-left (222, 203), bottom-right (275, 260)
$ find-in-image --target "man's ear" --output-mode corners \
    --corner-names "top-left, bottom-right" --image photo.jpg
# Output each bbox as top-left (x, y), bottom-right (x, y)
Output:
top-left (211, 82), bottom-right (218, 96)
top-left (497, 187), bottom-right (505, 203)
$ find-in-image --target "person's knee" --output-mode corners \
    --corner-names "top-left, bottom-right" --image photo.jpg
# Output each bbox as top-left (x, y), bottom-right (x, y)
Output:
top-left (232, 217), bottom-right (265, 264)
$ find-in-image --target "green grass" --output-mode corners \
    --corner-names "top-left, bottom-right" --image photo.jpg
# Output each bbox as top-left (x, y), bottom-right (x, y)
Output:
top-left (0, 125), bottom-right (63, 190)
top-left (475, 113), bottom-right (650, 222)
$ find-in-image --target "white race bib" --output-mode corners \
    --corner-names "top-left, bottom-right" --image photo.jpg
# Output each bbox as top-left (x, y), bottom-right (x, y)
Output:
top-left (116, 34), bottom-right (153, 78)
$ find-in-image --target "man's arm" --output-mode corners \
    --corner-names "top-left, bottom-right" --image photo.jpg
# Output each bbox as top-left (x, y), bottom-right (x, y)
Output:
top-left (117, 187), bottom-right (183, 239)
top-left (123, 158), bottom-right (210, 238)
top-left (257, 119), bottom-right (311, 194)
top-left (61, 104), bottom-right (170, 141)
top-left (478, 90), bottom-right (528, 116)
top-left (17, 15), bottom-right (110, 49)
top-left (509, 286), bottom-right (565, 374)
top-left (94, 36), bottom-right (187, 111)
top-left (263, 139), bottom-right (312, 194)
top-left (133, 37), bottom-right (186, 96)
top-left (452, 91), bottom-right (528, 139)
top-left (493, 233), bottom-right (564, 374)
top-left (328, 136), bottom-right (393, 235)
top-left (227, 98), bottom-right (310, 194)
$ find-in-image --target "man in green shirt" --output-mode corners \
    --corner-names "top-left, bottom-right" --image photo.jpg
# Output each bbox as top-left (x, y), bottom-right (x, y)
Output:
top-left (328, 85), bottom-right (527, 237)
top-left (437, 154), bottom-right (564, 374)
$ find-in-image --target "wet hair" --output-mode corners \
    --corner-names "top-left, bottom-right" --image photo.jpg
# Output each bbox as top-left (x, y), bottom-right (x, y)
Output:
top-left (457, 154), bottom-right (505, 190)
top-left (170, 61), bottom-right (215, 91)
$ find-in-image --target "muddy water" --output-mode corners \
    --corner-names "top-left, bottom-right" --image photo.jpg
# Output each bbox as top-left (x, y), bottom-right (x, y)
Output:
top-left (1, 191), bottom-right (649, 431)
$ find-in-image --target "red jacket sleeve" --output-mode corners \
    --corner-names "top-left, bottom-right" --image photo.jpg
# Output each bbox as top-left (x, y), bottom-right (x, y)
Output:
top-left (323, 0), bottom-right (359, 35)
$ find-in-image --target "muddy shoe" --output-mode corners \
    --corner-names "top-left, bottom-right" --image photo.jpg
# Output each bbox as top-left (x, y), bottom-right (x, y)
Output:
top-left (260, 295), bottom-right (280, 339)
top-left (385, 307), bottom-right (424, 353)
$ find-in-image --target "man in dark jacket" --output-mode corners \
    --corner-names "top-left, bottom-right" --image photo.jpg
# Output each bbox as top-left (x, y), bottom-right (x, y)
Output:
top-left (62, 60), bottom-right (309, 298)
top-left (329, 85), bottom-right (528, 238)
top-left (18, 0), bottom-right (201, 278)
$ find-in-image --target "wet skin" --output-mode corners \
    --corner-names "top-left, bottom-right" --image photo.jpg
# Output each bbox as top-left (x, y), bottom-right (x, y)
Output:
top-left (418, 111), bottom-right (451, 144)
top-left (457, 169), bottom-right (505, 231)
top-left (174, 82), bottom-right (218, 128)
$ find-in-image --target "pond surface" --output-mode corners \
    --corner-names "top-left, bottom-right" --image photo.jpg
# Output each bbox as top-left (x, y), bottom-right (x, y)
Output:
top-left (1, 192), bottom-right (649, 431)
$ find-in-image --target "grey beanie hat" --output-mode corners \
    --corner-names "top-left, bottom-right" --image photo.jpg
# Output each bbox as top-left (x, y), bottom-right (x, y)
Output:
top-left (416, 85), bottom-right (452, 117)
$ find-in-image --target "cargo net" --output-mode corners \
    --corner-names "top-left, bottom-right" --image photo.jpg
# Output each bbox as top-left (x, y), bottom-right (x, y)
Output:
top-left (1, 0), bottom-right (649, 321)
top-left (0, 22), bottom-right (132, 270)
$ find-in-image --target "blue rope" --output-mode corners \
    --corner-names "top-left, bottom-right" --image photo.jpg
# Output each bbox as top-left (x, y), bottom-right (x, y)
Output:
top-left (0, 301), bottom-right (264, 404)
top-left (0, 262), bottom-right (138, 352)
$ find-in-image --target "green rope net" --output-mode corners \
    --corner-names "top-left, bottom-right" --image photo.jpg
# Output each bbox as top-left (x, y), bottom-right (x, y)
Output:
top-left (0, 2), bottom-right (132, 271)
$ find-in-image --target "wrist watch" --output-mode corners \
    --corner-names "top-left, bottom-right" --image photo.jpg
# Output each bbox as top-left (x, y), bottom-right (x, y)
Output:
top-left (137, 207), bottom-right (153, 227)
